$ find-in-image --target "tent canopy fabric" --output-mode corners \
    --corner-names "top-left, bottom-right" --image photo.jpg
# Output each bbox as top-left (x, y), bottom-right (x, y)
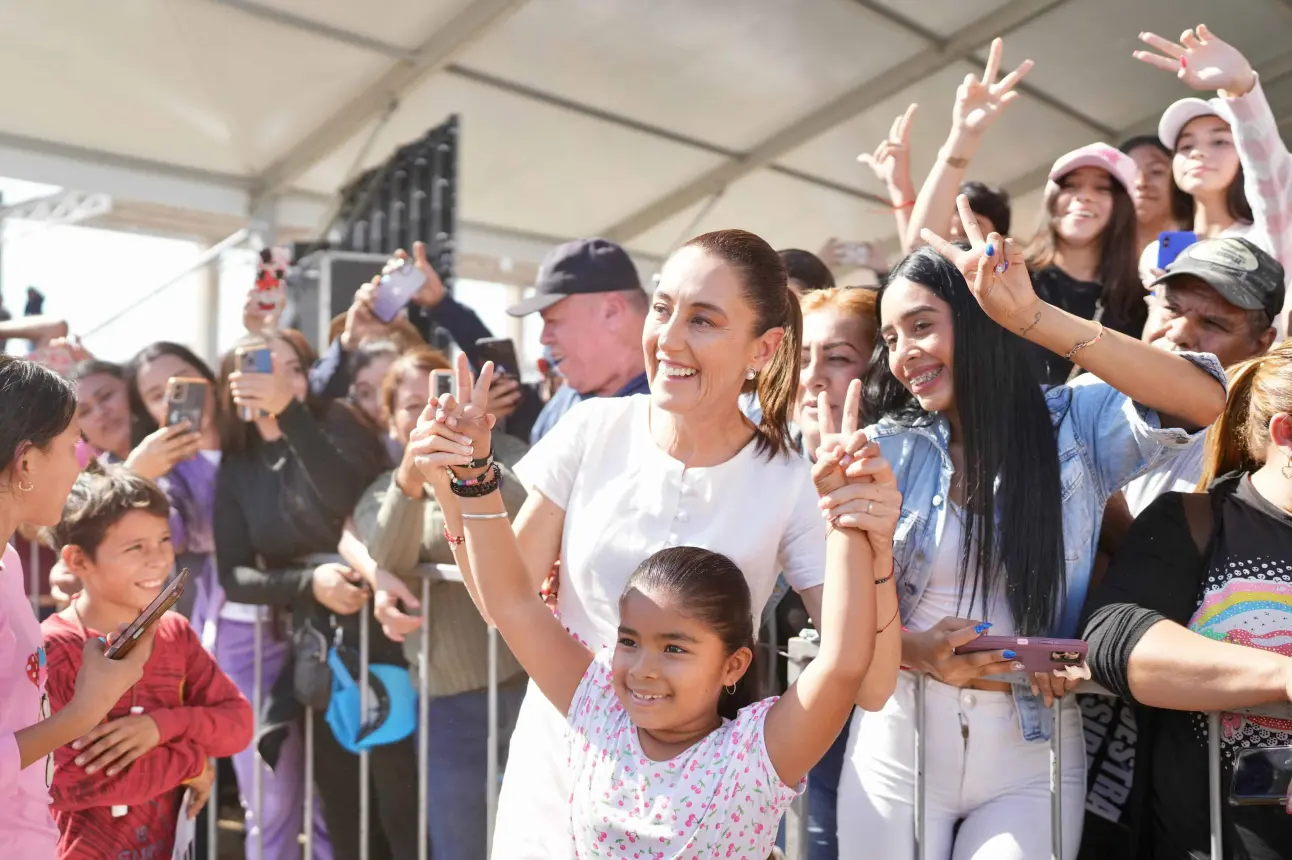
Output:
top-left (4, 0), bottom-right (1292, 274)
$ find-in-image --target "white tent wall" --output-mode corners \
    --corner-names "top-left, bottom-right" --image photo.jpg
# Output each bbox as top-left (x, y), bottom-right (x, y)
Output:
top-left (2, 0), bottom-right (1292, 313)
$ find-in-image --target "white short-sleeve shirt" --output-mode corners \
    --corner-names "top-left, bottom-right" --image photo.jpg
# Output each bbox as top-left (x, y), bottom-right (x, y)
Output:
top-left (514, 394), bottom-right (827, 651)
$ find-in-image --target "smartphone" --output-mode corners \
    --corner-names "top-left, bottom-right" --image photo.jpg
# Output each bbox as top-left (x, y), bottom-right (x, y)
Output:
top-left (104, 568), bottom-right (189, 660)
top-left (234, 344), bottom-right (273, 421)
top-left (475, 337), bottom-right (521, 378)
top-left (430, 369), bottom-right (456, 402)
top-left (953, 635), bottom-right (1088, 673)
top-left (1230, 746), bottom-right (1292, 805)
top-left (165, 377), bottom-right (208, 432)
top-left (1157, 230), bottom-right (1198, 270)
top-left (371, 261), bottom-right (427, 323)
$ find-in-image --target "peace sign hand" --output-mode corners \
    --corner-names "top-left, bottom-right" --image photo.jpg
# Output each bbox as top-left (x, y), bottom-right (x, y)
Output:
top-left (408, 352), bottom-right (497, 485)
top-left (858, 103), bottom-right (918, 196)
top-left (1134, 25), bottom-right (1256, 98)
top-left (810, 379), bottom-right (866, 498)
top-left (921, 195), bottom-right (1040, 333)
top-left (953, 38), bottom-right (1034, 137)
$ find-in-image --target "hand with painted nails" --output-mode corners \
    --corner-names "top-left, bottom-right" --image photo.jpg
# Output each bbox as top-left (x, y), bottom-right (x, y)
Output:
top-left (1134, 25), bottom-right (1256, 98)
top-left (409, 351), bottom-right (498, 486)
top-left (922, 195), bottom-right (1040, 332)
top-left (905, 617), bottom-right (1024, 688)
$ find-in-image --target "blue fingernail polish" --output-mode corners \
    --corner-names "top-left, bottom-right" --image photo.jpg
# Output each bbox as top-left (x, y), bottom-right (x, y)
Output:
top-left (973, 622), bottom-right (992, 634)
top-left (1003, 649), bottom-right (1017, 659)
top-left (985, 243), bottom-right (995, 257)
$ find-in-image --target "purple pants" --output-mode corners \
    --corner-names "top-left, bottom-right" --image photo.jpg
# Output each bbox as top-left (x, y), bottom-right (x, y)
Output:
top-left (214, 617), bottom-right (333, 860)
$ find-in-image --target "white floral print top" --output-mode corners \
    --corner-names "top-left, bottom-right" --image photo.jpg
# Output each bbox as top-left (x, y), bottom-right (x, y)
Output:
top-left (566, 648), bottom-right (802, 859)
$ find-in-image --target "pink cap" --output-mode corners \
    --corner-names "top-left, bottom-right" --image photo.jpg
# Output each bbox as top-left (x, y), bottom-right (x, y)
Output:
top-left (1047, 143), bottom-right (1138, 192)
top-left (1157, 97), bottom-right (1236, 150)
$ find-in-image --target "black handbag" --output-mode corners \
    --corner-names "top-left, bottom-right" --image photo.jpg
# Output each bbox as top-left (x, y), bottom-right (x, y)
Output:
top-left (291, 618), bottom-right (332, 710)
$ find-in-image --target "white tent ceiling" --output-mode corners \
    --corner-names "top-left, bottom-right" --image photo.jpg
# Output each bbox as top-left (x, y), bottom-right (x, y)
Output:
top-left (3, 0), bottom-right (1292, 280)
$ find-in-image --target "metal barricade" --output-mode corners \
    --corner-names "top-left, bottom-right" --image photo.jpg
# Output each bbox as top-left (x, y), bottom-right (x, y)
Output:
top-left (237, 562), bottom-right (501, 859)
top-left (784, 636), bottom-right (1292, 860)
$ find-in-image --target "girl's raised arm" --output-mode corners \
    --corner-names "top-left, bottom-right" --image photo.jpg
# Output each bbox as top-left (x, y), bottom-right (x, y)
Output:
top-left (418, 354), bottom-right (593, 715)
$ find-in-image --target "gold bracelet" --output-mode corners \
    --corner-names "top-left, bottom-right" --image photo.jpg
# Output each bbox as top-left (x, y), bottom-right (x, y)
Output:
top-left (1064, 322), bottom-right (1105, 361)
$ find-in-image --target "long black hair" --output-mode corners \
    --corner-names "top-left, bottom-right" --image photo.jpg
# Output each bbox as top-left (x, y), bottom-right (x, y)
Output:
top-left (623, 546), bottom-right (761, 720)
top-left (862, 247), bottom-right (1067, 636)
top-left (123, 341), bottom-right (219, 445)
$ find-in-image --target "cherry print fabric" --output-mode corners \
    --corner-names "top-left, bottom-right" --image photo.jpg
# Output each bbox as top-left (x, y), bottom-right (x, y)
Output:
top-left (566, 648), bottom-right (802, 859)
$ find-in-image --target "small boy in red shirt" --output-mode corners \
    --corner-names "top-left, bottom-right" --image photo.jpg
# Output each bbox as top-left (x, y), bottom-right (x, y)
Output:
top-left (41, 466), bottom-right (253, 859)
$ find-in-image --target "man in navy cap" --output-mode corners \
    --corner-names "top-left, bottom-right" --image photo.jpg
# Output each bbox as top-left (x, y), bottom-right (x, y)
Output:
top-left (508, 237), bottom-right (650, 443)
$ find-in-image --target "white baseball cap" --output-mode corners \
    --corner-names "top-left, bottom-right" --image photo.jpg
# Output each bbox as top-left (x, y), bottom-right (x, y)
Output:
top-left (1048, 143), bottom-right (1139, 192)
top-left (1158, 97), bottom-right (1237, 150)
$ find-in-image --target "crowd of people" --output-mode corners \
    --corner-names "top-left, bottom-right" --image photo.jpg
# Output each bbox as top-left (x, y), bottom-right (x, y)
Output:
top-left (1, 20), bottom-right (1291, 860)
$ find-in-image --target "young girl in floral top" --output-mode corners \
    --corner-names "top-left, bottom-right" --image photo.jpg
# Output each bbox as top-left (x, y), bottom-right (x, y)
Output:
top-left (414, 357), bottom-right (901, 858)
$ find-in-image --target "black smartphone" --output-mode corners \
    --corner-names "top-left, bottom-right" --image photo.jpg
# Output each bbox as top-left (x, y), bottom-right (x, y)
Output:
top-left (165, 377), bottom-right (207, 432)
top-left (104, 568), bottom-right (189, 660)
top-left (475, 337), bottom-right (521, 378)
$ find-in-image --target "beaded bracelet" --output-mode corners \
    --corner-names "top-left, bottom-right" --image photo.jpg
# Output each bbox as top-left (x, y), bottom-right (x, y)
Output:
top-left (875, 568), bottom-right (895, 587)
top-left (446, 463), bottom-right (503, 498)
top-left (1064, 322), bottom-right (1105, 361)
top-left (442, 524), bottom-right (464, 548)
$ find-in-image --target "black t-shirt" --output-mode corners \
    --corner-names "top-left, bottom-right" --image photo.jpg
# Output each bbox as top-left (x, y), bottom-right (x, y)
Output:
top-left (1083, 475), bottom-right (1292, 860)
top-left (1025, 266), bottom-right (1147, 386)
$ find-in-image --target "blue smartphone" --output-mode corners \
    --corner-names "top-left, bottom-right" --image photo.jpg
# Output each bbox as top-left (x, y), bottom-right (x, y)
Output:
top-left (235, 345), bottom-right (273, 421)
top-left (1157, 231), bottom-right (1198, 270)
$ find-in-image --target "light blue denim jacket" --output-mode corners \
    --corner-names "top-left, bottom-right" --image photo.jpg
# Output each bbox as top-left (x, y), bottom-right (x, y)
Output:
top-left (866, 352), bottom-right (1225, 742)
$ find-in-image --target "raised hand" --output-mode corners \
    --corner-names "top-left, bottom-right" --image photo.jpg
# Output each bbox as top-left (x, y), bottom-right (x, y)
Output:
top-left (1134, 25), bottom-right (1256, 97)
top-left (953, 38), bottom-right (1033, 137)
top-left (810, 379), bottom-right (867, 498)
top-left (408, 352), bottom-right (497, 484)
top-left (921, 195), bottom-right (1040, 333)
top-left (858, 103), bottom-right (918, 196)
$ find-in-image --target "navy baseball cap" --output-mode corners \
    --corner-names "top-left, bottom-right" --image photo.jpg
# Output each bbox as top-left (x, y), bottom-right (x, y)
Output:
top-left (506, 237), bottom-right (642, 317)
top-left (1149, 237), bottom-right (1286, 321)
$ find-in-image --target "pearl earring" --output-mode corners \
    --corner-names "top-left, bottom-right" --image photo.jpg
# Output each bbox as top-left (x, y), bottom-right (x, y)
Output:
top-left (744, 367), bottom-right (756, 381)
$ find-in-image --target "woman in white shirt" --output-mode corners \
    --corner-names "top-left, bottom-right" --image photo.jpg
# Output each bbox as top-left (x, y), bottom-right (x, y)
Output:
top-left (428, 229), bottom-right (862, 858)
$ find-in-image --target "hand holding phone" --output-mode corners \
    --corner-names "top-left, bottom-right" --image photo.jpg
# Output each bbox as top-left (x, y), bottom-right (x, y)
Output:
top-left (372, 260), bottom-right (427, 323)
top-left (67, 631), bottom-right (155, 733)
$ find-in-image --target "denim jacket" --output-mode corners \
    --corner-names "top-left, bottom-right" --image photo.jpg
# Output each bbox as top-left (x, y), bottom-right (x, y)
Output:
top-left (866, 352), bottom-right (1225, 741)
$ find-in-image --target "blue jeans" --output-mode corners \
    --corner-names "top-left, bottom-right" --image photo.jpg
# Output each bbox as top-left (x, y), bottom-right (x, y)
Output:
top-left (806, 717), bottom-right (851, 860)
top-left (426, 679), bottom-right (526, 860)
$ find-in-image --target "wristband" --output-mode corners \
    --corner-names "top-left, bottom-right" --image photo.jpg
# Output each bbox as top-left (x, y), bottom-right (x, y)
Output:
top-left (465, 450), bottom-right (494, 470)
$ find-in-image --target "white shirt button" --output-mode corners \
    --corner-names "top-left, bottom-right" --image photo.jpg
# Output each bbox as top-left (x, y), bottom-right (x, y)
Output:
top-left (932, 494), bottom-right (944, 506)
top-left (675, 510), bottom-right (689, 523)
top-left (963, 693), bottom-right (976, 709)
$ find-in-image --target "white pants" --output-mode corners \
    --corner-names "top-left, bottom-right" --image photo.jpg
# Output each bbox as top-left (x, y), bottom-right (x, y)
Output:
top-left (490, 679), bottom-right (575, 859)
top-left (837, 672), bottom-right (1086, 860)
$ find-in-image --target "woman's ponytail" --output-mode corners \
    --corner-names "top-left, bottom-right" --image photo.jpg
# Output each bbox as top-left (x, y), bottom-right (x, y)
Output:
top-left (753, 293), bottom-right (802, 458)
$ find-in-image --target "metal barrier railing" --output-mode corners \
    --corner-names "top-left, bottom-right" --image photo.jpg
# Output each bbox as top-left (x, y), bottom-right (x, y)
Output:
top-left (785, 636), bottom-right (1292, 860)
top-left (223, 562), bottom-right (498, 860)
